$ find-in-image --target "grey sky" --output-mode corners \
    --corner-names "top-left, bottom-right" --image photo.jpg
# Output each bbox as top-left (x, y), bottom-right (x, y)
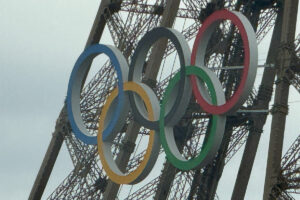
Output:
top-left (0, 1), bottom-right (299, 199)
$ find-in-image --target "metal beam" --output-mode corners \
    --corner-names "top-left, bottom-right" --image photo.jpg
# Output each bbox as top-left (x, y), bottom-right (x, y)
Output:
top-left (263, 0), bottom-right (299, 199)
top-left (102, 0), bottom-right (181, 199)
top-left (195, 3), bottom-right (261, 199)
top-left (28, 108), bottom-right (67, 200)
top-left (231, 6), bottom-right (283, 199)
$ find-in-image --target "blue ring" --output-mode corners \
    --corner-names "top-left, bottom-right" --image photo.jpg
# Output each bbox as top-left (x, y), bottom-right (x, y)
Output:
top-left (67, 44), bottom-right (124, 144)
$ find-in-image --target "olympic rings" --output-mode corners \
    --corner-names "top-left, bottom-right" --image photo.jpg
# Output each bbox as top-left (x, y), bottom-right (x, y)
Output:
top-left (97, 82), bottom-right (160, 184)
top-left (160, 66), bottom-right (226, 170)
top-left (66, 10), bottom-right (258, 184)
top-left (67, 44), bottom-right (129, 144)
top-left (129, 27), bottom-right (192, 130)
top-left (191, 10), bottom-right (258, 115)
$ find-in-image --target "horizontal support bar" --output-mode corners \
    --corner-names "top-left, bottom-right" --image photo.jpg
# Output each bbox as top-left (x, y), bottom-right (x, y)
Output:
top-left (212, 64), bottom-right (274, 70)
top-left (237, 109), bottom-right (270, 113)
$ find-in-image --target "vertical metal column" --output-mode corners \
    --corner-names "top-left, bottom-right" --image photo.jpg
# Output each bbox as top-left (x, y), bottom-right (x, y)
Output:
top-left (231, 6), bottom-right (283, 199)
top-left (102, 0), bottom-right (181, 199)
top-left (196, 4), bottom-right (261, 199)
top-left (28, 108), bottom-right (68, 200)
top-left (263, 0), bottom-right (299, 199)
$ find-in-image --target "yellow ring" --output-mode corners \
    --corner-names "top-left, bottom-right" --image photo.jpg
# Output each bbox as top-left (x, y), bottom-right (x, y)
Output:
top-left (97, 81), bottom-right (155, 184)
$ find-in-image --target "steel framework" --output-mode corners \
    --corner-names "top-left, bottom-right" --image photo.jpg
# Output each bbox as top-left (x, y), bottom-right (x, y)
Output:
top-left (29, 0), bottom-right (300, 199)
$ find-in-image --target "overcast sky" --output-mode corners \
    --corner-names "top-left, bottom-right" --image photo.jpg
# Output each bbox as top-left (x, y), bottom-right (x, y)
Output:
top-left (0, 1), bottom-right (299, 200)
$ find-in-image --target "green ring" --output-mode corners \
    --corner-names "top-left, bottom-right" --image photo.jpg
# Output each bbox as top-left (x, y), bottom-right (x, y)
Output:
top-left (159, 66), bottom-right (219, 170)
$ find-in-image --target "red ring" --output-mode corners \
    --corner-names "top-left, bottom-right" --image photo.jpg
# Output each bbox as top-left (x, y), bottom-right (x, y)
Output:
top-left (190, 10), bottom-right (250, 115)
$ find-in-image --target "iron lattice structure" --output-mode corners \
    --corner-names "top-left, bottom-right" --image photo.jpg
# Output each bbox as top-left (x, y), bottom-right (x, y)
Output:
top-left (30, 0), bottom-right (300, 199)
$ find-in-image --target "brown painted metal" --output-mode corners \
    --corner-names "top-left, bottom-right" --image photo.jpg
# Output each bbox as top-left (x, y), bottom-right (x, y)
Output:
top-left (30, 1), bottom-right (300, 199)
top-left (28, 107), bottom-right (68, 200)
top-left (144, 0), bottom-right (181, 83)
top-left (193, 3), bottom-right (261, 199)
top-left (263, 0), bottom-right (299, 199)
top-left (231, 6), bottom-right (283, 199)
top-left (102, 0), bottom-right (181, 199)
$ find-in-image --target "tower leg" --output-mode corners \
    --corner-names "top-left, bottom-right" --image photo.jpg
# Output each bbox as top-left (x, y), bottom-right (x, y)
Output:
top-left (102, 0), bottom-right (181, 198)
top-left (29, 107), bottom-right (67, 200)
top-left (231, 6), bottom-right (283, 199)
top-left (263, 0), bottom-right (299, 199)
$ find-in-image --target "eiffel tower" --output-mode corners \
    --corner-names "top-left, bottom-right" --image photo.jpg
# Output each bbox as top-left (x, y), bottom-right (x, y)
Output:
top-left (29, 0), bottom-right (300, 199)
